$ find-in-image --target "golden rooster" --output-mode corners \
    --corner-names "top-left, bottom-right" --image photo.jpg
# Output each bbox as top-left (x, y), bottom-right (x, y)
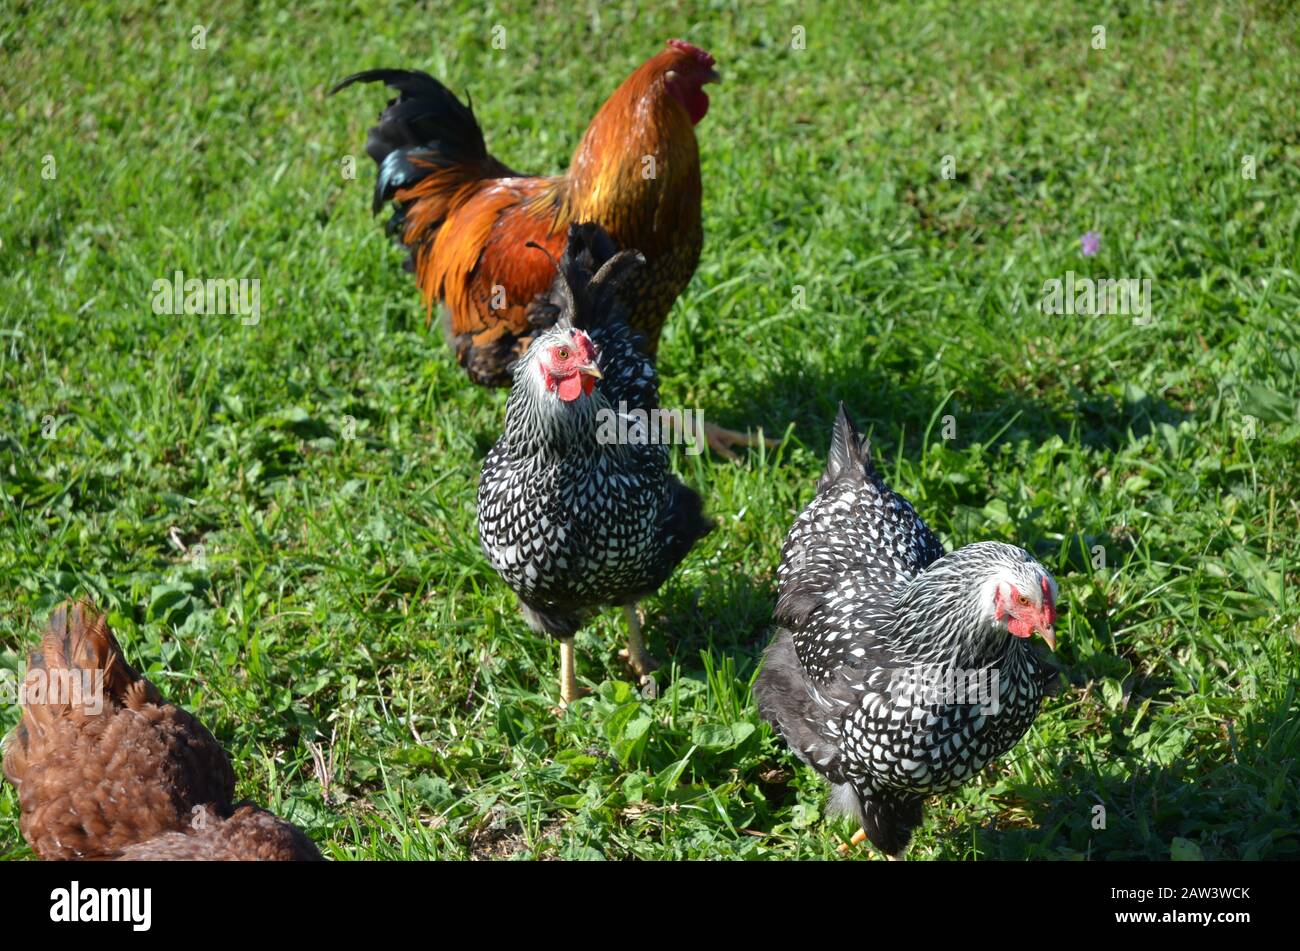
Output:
top-left (333, 39), bottom-right (770, 457)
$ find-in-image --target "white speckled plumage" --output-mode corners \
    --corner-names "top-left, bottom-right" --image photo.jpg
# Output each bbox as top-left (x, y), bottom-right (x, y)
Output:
top-left (477, 223), bottom-right (711, 655)
top-left (754, 404), bottom-right (1059, 856)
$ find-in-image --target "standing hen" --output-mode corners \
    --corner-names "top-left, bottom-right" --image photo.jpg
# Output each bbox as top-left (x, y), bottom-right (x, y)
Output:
top-left (2, 600), bottom-right (322, 861)
top-left (477, 223), bottom-right (713, 707)
top-left (333, 40), bottom-right (768, 457)
top-left (754, 405), bottom-right (1059, 858)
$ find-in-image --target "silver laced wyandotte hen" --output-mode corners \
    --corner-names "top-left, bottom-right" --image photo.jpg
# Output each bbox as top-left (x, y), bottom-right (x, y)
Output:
top-left (477, 222), bottom-right (713, 708)
top-left (2, 599), bottom-right (322, 860)
top-left (754, 405), bottom-right (1060, 858)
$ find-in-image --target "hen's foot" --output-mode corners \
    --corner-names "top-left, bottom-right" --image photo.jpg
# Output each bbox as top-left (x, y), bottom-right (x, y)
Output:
top-left (551, 685), bottom-right (592, 717)
top-left (837, 828), bottom-right (869, 855)
top-left (617, 648), bottom-right (661, 676)
top-left (621, 603), bottom-right (661, 684)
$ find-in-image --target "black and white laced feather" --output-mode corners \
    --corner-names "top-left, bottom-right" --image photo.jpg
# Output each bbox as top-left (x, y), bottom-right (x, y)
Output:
top-left (754, 404), bottom-right (1059, 856)
top-left (477, 223), bottom-right (712, 636)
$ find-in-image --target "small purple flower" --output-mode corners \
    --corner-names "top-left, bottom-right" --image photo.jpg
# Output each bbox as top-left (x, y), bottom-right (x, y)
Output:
top-left (1081, 231), bottom-right (1101, 257)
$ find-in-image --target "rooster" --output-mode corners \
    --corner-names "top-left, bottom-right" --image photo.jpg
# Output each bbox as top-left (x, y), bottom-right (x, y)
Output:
top-left (2, 600), bottom-right (322, 860)
top-left (332, 39), bottom-right (769, 458)
top-left (754, 405), bottom-right (1060, 858)
top-left (477, 223), bottom-right (713, 707)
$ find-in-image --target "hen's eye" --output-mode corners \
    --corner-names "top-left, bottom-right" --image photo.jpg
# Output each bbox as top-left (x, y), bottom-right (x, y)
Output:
top-left (1016, 594), bottom-right (1031, 607)
top-left (556, 347), bottom-right (570, 360)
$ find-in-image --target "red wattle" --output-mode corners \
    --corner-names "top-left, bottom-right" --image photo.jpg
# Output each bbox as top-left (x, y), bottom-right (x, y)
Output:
top-left (1007, 616), bottom-right (1034, 638)
top-left (557, 373), bottom-right (583, 402)
top-left (687, 89), bottom-right (709, 124)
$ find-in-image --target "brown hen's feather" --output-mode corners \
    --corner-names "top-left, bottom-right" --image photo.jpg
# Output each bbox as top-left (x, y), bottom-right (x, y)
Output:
top-left (1, 600), bottom-right (321, 861)
top-left (114, 805), bottom-right (322, 861)
top-left (335, 41), bottom-right (709, 385)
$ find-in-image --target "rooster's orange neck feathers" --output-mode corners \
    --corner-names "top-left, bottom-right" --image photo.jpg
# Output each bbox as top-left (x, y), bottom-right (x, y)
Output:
top-left (547, 49), bottom-right (704, 257)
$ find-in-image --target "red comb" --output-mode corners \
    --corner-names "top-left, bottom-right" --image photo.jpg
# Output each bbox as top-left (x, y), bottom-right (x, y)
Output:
top-left (667, 39), bottom-right (715, 68)
top-left (1040, 575), bottom-right (1056, 623)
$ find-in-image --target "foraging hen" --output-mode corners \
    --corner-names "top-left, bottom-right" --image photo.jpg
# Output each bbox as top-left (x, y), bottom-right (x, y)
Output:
top-left (2, 600), bottom-right (322, 861)
top-left (754, 405), bottom-right (1059, 857)
top-left (477, 223), bottom-right (713, 707)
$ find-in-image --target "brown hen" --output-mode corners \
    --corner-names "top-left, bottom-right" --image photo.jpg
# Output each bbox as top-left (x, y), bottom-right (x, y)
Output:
top-left (1, 599), bottom-right (321, 861)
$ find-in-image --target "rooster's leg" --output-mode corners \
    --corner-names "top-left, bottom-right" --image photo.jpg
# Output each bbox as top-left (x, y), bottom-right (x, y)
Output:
top-left (618, 603), bottom-right (659, 686)
top-left (703, 422), bottom-right (779, 463)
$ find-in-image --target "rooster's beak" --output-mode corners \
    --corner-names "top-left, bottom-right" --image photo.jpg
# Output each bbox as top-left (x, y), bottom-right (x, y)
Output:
top-left (579, 363), bottom-right (603, 380)
top-left (703, 68), bottom-right (721, 85)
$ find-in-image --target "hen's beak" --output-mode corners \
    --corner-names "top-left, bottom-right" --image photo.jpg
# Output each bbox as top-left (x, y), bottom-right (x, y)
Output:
top-left (703, 68), bottom-right (722, 85)
top-left (579, 362), bottom-right (603, 380)
top-left (1036, 625), bottom-right (1056, 651)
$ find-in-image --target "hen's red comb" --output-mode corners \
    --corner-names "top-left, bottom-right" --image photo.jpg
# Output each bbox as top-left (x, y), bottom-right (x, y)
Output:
top-left (667, 39), bottom-right (715, 68)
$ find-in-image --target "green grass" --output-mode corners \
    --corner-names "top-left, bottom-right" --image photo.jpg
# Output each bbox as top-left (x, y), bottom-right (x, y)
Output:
top-left (2, 0), bottom-right (1298, 860)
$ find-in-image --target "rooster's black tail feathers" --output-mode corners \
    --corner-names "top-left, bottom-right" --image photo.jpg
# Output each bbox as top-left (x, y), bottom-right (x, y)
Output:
top-left (330, 68), bottom-right (509, 230)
